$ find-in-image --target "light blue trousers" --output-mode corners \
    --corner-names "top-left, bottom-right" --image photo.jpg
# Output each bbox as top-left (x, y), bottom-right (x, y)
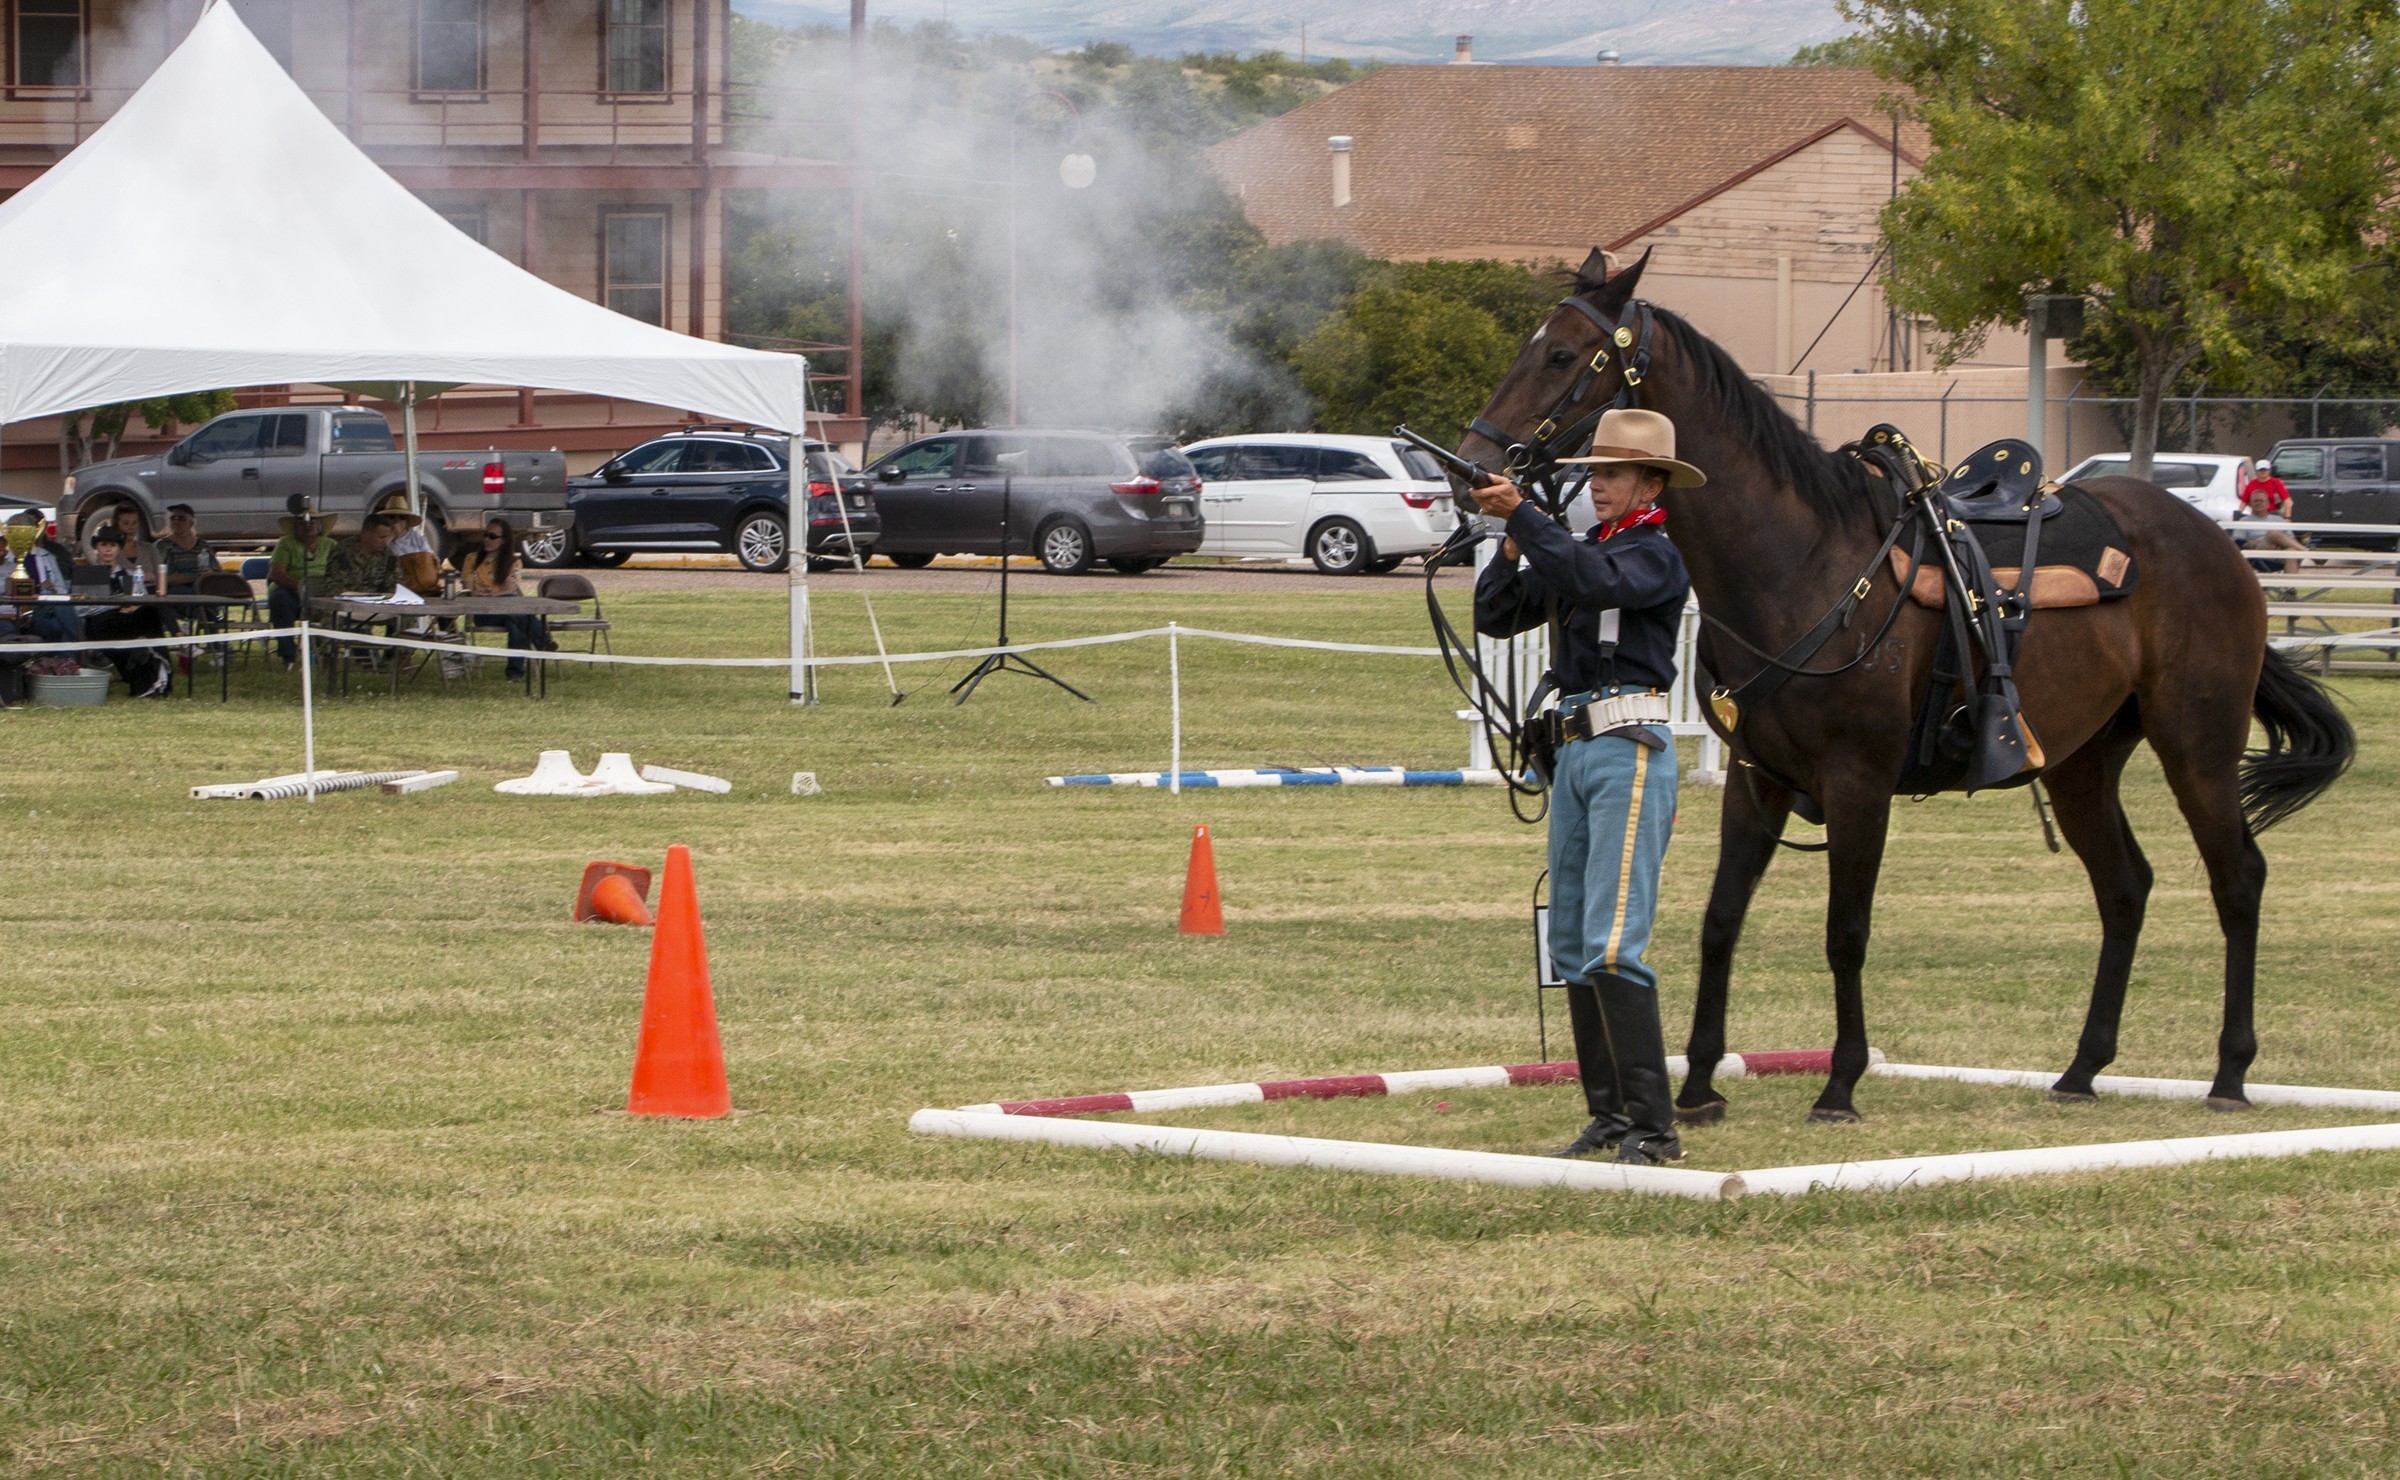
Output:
top-left (1548, 724), bottom-right (1678, 992)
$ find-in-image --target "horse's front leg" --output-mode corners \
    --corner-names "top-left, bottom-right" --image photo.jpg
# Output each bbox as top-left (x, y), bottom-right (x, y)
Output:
top-left (1809, 774), bottom-right (1893, 1124)
top-left (1678, 764), bottom-right (1791, 1123)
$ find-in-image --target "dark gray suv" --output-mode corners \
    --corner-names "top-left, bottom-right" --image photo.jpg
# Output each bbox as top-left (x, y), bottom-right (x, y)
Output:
top-left (865, 430), bottom-right (1204, 574)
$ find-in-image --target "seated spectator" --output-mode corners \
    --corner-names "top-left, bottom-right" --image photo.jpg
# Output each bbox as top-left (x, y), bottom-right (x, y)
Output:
top-left (0, 513), bottom-right (70, 702)
top-left (456, 517), bottom-right (555, 680)
top-left (82, 525), bottom-right (171, 697)
top-left (93, 505), bottom-right (160, 587)
top-left (265, 501), bottom-right (337, 670)
top-left (326, 514), bottom-right (402, 594)
top-left (153, 504), bottom-right (219, 593)
top-left (2234, 475), bottom-right (2308, 571)
top-left (12, 518), bottom-right (81, 645)
top-left (386, 512), bottom-right (445, 596)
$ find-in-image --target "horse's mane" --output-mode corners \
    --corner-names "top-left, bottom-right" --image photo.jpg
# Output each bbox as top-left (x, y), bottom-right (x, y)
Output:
top-left (1556, 266), bottom-right (1883, 529)
top-left (1646, 307), bottom-right (1883, 528)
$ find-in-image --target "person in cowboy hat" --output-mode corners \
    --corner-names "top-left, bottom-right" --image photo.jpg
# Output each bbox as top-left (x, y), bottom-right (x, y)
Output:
top-left (266, 495), bottom-right (336, 670)
top-left (1471, 406), bottom-right (1702, 1165)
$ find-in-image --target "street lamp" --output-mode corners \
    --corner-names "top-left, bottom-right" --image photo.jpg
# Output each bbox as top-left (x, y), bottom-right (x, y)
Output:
top-left (1008, 92), bottom-right (1094, 425)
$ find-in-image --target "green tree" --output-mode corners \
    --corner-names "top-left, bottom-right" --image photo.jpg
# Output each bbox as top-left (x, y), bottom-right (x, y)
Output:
top-left (58, 390), bottom-right (238, 470)
top-left (1294, 261), bottom-right (1551, 438)
top-left (1789, 35), bottom-right (1875, 64)
top-left (1853, 0), bottom-right (2400, 475)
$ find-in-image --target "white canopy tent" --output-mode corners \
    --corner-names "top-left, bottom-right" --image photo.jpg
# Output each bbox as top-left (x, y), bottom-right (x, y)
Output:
top-left (0, 1), bottom-right (830, 697)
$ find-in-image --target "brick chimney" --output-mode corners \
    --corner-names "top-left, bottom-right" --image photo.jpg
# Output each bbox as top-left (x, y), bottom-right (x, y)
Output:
top-left (1328, 135), bottom-right (1353, 208)
top-left (1454, 34), bottom-right (1472, 63)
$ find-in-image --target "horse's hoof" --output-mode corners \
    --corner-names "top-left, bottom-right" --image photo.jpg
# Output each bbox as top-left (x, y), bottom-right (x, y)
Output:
top-left (2205, 1095), bottom-right (2254, 1114)
top-left (1806, 1106), bottom-right (1863, 1126)
top-left (2047, 1088), bottom-right (2099, 1105)
top-left (1674, 1098), bottom-right (1728, 1126)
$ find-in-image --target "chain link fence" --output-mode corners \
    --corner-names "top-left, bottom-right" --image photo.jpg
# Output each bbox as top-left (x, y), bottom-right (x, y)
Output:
top-left (1761, 374), bottom-right (2400, 467)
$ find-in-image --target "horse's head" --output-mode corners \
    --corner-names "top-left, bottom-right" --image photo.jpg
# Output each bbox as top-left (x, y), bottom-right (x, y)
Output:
top-left (1459, 247), bottom-right (1652, 484)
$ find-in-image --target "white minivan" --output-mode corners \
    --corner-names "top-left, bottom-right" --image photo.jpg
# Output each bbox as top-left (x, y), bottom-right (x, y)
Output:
top-left (1178, 433), bottom-right (1459, 574)
top-left (2059, 453), bottom-right (2251, 525)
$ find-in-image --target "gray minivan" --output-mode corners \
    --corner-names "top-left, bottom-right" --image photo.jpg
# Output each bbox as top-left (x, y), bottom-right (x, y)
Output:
top-left (866, 429), bottom-right (1204, 575)
top-left (2266, 438), bottom-right (2400, 541)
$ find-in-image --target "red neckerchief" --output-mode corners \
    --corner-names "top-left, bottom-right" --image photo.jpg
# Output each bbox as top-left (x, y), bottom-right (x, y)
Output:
top-left (1590, 505), bottom-right (1668, 542)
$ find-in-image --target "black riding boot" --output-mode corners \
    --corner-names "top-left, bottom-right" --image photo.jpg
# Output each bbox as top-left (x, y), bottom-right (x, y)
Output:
top-left (1547, 978), bottom-right (1633, 1158)
top-left (1592, 971), bottom-right (1683, 1164)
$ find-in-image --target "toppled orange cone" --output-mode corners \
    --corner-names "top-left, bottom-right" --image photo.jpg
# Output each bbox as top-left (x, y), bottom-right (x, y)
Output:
top-left (1179, 824), bottom-right (1224, 936)
top-left (575, 861), bottom-right (654, 925)
top-left (625, 844), bottom-right (731, 1118)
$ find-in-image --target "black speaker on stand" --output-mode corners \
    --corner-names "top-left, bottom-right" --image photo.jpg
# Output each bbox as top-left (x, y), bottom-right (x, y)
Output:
top-left (951, 458), bottom-right (1093, 705)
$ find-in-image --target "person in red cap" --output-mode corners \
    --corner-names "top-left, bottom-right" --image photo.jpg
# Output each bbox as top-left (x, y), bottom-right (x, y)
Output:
top-left (2236, 461), bottom-right (2306, 566)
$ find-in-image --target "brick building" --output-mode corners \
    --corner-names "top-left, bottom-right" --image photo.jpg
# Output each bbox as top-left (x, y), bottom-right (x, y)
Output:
top-left (0, 0), bottom-right (863, 494)
top-left (1205, 62), bottom-right (2037, 384)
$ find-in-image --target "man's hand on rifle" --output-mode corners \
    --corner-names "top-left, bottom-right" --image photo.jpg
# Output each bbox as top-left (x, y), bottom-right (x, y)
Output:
top-left (1471, 473), bottom-right (1524, 560)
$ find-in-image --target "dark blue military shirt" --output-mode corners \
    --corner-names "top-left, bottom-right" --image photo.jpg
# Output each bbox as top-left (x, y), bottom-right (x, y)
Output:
top-left (1472, 505), bottom-right (1690, 694)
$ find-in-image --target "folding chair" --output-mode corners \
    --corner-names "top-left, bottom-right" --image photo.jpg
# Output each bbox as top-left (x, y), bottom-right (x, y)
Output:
top-left (537, 573), bottom-right (613, 664)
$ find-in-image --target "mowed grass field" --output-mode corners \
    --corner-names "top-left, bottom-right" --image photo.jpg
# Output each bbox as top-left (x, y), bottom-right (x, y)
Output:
top-left (5, 572), bottom-right (2400, 1476)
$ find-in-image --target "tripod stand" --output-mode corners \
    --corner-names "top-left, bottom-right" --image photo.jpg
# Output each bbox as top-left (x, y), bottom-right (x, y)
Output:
top-left (951, 472), bottom-right (1093, 705)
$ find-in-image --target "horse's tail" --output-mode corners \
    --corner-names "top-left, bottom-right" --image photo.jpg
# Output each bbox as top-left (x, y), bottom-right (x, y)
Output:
top-left (2242, 646), bottom-right (2355, 834)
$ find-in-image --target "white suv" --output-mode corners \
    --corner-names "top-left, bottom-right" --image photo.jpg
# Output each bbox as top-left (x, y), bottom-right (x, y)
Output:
top-left (1179, 434), bottom-right (1459, 574)
top-left (2060, 453), bottom-right (2251, 525)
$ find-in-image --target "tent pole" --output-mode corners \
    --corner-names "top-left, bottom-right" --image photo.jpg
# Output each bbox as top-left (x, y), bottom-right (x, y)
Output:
top-left (789, 428), bottom-right (817, 705)
top-left (400, 382), bottom-right (423, 518)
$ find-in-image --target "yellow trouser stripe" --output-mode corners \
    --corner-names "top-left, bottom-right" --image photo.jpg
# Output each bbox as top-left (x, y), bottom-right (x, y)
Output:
top-left (1600, 742), bottom-right (1651, 972)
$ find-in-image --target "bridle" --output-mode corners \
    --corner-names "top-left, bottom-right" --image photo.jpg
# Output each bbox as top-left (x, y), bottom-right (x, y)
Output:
top-left (1466, 293), bottom-right (1657, 512)
top-left (1438, 291), bottom-right (1947, 834)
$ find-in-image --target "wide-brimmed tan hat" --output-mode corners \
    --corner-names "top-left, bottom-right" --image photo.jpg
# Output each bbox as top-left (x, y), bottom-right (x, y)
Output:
top-left (1557, 408), bottom-right (1707, 488)
top-left (277, 494), bottom-right (330, 539)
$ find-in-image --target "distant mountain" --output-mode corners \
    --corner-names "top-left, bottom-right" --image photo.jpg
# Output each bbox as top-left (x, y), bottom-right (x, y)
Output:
top-left (732, 0), bottom-right (1852, 65)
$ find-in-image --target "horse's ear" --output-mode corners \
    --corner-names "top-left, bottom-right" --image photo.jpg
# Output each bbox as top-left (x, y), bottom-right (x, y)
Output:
top-left (1587, 246), bottom-right (1651, 315)
top-left (1576, 247), bottom-right (1615, 285)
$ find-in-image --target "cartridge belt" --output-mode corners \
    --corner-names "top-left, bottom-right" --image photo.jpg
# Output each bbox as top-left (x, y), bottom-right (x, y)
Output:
top-left (1554, 690), bottom-right (1672, 747)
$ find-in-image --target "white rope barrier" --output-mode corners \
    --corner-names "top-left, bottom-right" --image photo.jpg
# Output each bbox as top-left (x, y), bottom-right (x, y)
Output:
top-left (21, 622), bottom-right (1450, 670)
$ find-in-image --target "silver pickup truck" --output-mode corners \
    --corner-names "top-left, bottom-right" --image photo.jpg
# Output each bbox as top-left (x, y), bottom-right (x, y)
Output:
top-left (59, 406), bottom-right (572, 553)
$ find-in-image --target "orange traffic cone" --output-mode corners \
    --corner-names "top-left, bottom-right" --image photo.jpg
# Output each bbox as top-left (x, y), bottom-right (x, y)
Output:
top-left (625, 844), bottom-right (731, 1118)
top-left (575, 861), bottom-right (654, 925)
top-left (1179, 824), bottom-right (1225, 935)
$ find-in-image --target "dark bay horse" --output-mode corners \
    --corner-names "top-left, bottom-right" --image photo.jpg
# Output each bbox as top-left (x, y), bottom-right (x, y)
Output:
top-left (1460, 251), bottom-right (2355, 1122)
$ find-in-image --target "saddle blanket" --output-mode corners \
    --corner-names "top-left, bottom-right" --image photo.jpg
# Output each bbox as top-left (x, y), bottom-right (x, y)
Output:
top-left (1890, 482), bottom-right (2138, 610)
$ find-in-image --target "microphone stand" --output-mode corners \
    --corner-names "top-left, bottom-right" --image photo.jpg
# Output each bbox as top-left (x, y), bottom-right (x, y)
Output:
top-left (951, 470), bottom-right (1092, 705)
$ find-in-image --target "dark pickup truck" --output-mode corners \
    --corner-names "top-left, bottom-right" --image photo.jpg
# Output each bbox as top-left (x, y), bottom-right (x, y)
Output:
top-left (59, 406), bottom-right (572, 552)
top-left (2265, 438), bottom-right (2400, 543)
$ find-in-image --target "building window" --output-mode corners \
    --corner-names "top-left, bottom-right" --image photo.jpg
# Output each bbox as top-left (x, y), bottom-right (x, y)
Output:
top-left (602, 0), bottom-right (666, 95)
top-left (439, 208), bottom-right (487, 246)
top-left (602, 210), bottom-right (667, 325)
top-left (14, 0), bottom-right (83, 89)
top-left (415, 0), bottom-right (485, 93)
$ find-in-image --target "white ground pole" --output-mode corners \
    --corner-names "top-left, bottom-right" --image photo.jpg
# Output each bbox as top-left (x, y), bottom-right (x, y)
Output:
top-left (1738, 1122), bottom-right (2400, 1197)
top-left (921, 1055), bottom-right (2400, 1201)
top-left (1169, 620), bottom-right (1181, 795)
top-left (787, 431), bottom-right (817, 705)
top-left (299, 620), bottom-right (316, 802)
top-left (909, 1108), bottom-right (1741, 1200)
top-left (1868, 1061), bottom-right (2400, 1113)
